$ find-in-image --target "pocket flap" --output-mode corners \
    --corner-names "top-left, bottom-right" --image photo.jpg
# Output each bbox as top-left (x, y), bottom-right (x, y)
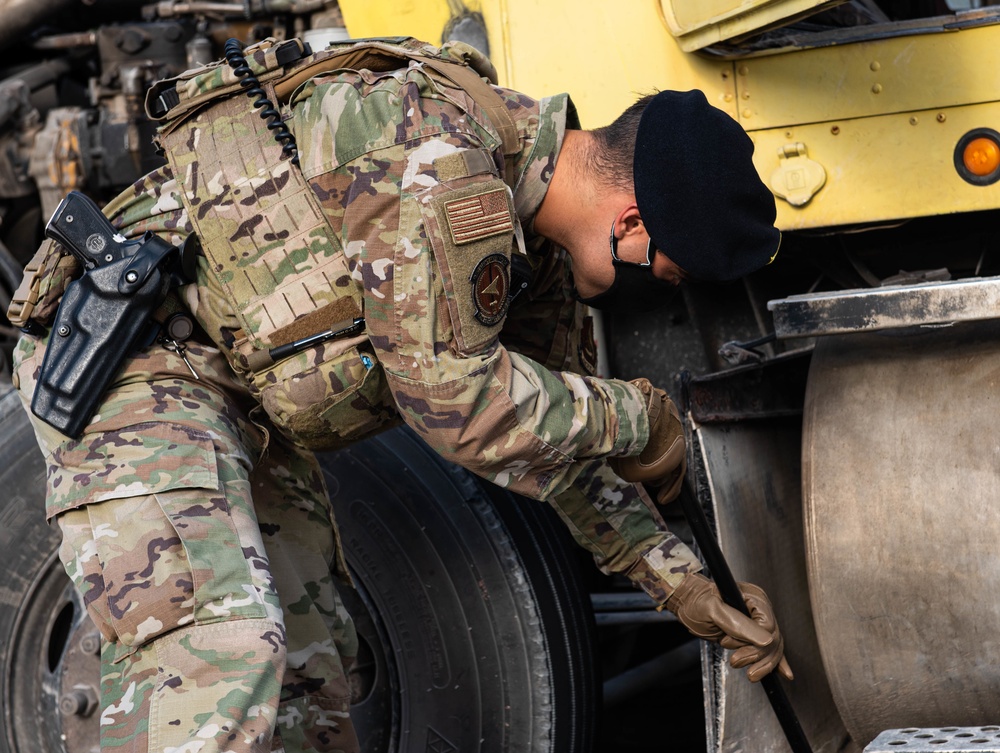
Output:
top-left (46, 422), bottom-right (220, 519)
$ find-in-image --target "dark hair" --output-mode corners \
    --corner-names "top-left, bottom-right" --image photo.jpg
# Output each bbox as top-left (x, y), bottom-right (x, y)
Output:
top-left (588, 92), bottom-right (657, 191)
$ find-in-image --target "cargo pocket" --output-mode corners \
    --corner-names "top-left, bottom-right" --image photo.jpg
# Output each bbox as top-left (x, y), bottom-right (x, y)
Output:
top-left (47, 422), bottom-right (268, 663)
top-left (421, 175), bottom-right (516, 356)
top-left (236, 332), bottom-right (400, 452)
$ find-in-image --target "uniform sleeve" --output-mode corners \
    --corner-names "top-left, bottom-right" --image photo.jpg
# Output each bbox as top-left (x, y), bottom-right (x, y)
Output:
top-left (341, 134), bottom-right (648, 500)
top-left (383, 286), bottom-right (649, 500)
top-left (499, 238), bottom-right (701, 597)
top-left (287, 66), bottom-right (647, 499)
top-left (374, 188), bottom-right (702, 593)
top-left (548, 461), bottom-right (702, 601)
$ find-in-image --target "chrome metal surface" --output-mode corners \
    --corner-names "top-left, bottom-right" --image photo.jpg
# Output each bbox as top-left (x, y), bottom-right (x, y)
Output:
top-left (695, 420), bottom-right (851, 753)
top-left (768, 276), bottom-right (1000, 338)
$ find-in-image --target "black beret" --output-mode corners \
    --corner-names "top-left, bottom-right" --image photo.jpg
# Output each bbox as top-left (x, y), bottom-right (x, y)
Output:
top-left (634, 89), bottom-right (780, 282)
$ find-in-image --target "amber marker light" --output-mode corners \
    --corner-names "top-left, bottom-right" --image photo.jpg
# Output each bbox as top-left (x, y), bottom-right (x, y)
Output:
top-left (964, 138), bottom-right (1000, 175)
top-left (954, 128), bottom-right (1000, 185)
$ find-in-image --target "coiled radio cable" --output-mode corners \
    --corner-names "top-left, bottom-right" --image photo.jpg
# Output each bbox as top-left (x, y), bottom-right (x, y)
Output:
top-left (224, 38), bottom-right (299, 165)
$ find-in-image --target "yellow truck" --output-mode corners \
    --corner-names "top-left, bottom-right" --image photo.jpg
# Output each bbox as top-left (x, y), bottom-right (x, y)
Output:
top-left (1, 1), bottom-right (999, 752)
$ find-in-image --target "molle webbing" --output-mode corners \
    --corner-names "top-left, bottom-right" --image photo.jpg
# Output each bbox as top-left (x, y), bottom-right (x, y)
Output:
top-left (159, 85), bottom-right (361, 352)
top-left (269, 46), bottom-right (520, 182)
top-left (154, 37), bottom-right (521, 356)
top-left (148, 37), bottom-right (521, 183)
top-left (7, 240), bottom-right (79, 328)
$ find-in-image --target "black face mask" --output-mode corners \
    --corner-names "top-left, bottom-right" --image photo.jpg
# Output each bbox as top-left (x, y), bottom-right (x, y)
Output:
top-left (574, 223), bottom-right (681, 312)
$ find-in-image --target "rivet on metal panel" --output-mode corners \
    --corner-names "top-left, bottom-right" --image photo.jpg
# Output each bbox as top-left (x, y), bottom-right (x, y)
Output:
top-left (742, 108), bottom-right (752, 118)
top-left (870, 61), bottom-right (881, 72)
top-left (831, 125), bottom-right (841, 135)
top-left (872, 83), bottom-right (883, 94)
top-left (738, 65), bottom-right (749, 76)
top-left (910, 116), bottom-right (919, 125)
top-left (938, 113), bottom-right (948, 123)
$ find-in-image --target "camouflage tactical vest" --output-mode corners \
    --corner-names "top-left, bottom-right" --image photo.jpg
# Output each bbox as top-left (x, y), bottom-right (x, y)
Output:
top-left (144, 36), bottom-right (521, 451)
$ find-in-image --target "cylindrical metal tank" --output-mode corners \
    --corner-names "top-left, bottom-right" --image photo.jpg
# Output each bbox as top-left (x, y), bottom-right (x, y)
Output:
top-left (803, 320), bottom-right (1000, 746)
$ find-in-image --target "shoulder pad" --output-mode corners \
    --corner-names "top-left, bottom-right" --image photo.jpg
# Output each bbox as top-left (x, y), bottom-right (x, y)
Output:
top-left (146, 37), bottom-right (308, 121)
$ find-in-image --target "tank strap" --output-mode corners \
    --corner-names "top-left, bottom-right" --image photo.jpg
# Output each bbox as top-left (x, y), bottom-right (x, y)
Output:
top-left (421, 57), bottom-right (519, 185)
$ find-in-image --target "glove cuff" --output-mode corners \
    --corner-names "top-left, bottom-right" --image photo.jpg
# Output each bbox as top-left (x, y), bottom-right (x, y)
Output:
top-left (610, 379), bottom-right (685, 484)
top-left (665, 572), bottom-right (711, 613)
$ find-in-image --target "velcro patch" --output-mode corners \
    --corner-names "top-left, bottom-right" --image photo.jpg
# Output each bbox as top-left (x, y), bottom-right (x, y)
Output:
top-left (470, 253), bottom-right (510, 326)
top-left (444, 188), bottom-right (513, 245)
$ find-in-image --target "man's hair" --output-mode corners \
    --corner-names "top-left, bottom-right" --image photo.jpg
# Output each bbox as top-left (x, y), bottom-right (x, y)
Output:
top-left (588, 92), bottom-right (657, 192)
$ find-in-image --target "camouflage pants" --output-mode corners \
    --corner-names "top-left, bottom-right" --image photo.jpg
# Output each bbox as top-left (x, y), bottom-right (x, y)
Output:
top-left (13, 335), bottom-right (360, 753)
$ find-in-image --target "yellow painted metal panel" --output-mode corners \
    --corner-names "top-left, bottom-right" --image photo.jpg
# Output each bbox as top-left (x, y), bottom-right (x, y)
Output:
top-left (325, 0), bottom-right (1000, 228)
top-left (738, 24), bottom-right (1000, 130)
top-left (484, 0), bottom-right (737, 128)
top-left (339, 0), bottom-right (454, 47)
top-left (660, 0), bottom-right (839, 52)
top-left (338, 0), bottom-right (738, 128)
top-left (751, 101), bottom-right (1000, 230)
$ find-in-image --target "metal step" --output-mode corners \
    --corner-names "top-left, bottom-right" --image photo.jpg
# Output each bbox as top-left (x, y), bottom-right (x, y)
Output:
top-left (865, 727), bottom-right (1000, 752)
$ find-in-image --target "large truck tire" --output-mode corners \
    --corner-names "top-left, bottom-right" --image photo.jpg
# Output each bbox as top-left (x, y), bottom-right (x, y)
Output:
top-left (0, 377), bottom-right (598, 753)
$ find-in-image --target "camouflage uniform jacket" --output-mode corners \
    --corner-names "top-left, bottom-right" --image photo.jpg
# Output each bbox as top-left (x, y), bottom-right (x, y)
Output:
top-left (155, 58), bottom-right (651, 499)
top-left (30, 57), bottom-right (701, 600)
top-left (299, 67), bottom-right (650, 495)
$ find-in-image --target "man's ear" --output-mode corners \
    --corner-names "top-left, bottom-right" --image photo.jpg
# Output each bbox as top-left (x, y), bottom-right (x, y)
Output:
top-left (617, 203), bottom-right (646, 237)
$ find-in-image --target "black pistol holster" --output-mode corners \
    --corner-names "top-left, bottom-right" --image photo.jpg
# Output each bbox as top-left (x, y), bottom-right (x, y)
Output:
top-left (31, 191), bottom-right (185, 438)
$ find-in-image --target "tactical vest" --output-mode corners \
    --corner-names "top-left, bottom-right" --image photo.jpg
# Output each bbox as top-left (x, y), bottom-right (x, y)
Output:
top-left (143, 36), bottom-right (523, 450)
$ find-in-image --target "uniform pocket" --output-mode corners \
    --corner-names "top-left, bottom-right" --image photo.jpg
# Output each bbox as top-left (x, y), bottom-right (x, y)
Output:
top-left (246, 334), bottom-right (399, 451)
top-left (46, 422), bottom-right (220, 517)
top-left (49, 422), bottom-right (268, 663)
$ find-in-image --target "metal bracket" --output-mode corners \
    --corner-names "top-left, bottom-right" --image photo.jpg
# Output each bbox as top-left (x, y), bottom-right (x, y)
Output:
top-left (768, 275), bottom-right (1000, 339)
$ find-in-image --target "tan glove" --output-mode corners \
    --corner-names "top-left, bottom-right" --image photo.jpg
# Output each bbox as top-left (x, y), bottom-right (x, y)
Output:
top-left (666, 573), bottom-right (794, 683)
top-left (609, 378), bottom-right (686, 503)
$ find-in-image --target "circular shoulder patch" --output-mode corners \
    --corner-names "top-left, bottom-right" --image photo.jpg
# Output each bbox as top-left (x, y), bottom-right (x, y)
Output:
top-left (470, 253), bottom-right (510, 326)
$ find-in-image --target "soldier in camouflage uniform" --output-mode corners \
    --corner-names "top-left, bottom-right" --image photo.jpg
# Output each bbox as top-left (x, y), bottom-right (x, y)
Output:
top-left (10, 38), bottom-right (789, 753)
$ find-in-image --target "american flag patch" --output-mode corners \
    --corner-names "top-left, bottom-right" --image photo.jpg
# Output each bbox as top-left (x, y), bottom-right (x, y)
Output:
top-left (444, 189), bottom-right (513, 245)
